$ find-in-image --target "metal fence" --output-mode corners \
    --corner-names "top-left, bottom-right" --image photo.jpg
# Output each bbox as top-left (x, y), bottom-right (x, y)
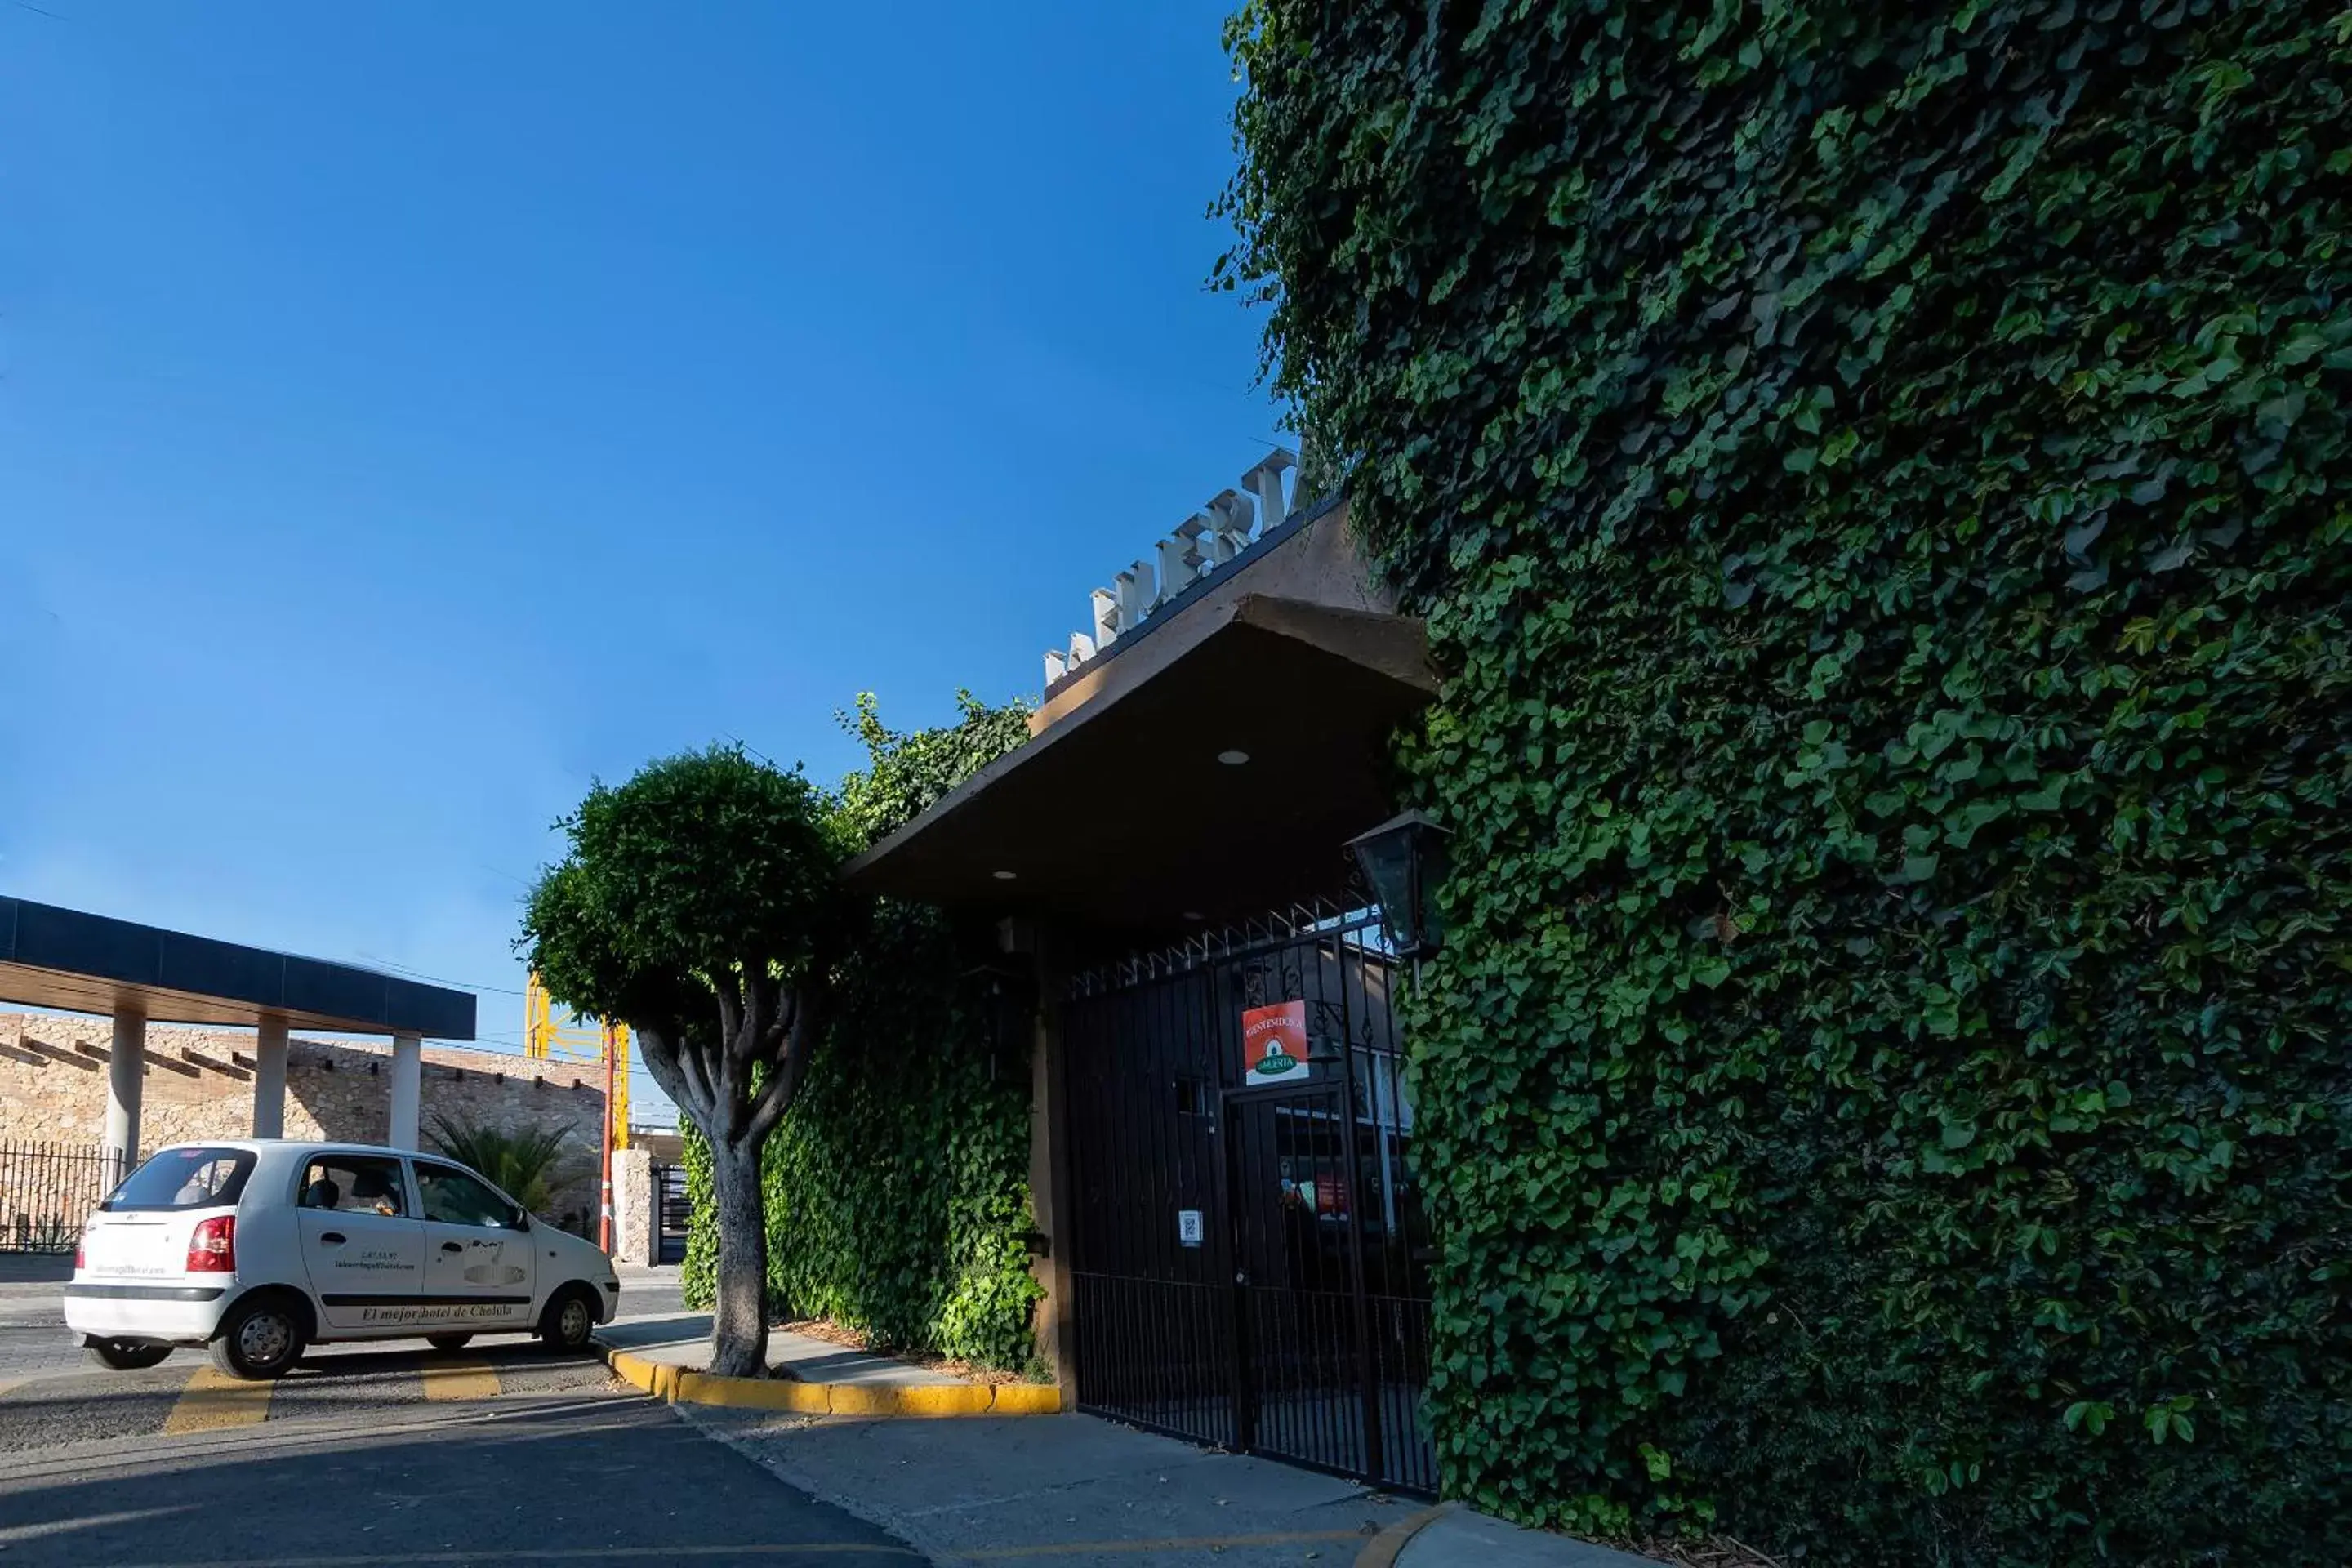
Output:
top-left (654, 1161), bottom-right (692, 1265)
top-left (1065, 901), bottom-right (1437, 1494)
top-left (0, 1140), bottom-right (111, 1254)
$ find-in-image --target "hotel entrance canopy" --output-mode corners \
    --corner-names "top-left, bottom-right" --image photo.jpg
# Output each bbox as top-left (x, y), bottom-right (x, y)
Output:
top-left (844, 496), bottom-right (1437, 933)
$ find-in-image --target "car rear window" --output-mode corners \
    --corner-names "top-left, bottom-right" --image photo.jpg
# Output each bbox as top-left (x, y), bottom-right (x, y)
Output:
top-left (105, 1147), bottom-right (257, 1212)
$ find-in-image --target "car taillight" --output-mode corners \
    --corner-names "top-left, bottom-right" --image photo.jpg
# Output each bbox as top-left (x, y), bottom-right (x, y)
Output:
top-left (74, 1241), bottom-right (85, 1270)
top-left (186, 1215), bottom-right (236, 1273)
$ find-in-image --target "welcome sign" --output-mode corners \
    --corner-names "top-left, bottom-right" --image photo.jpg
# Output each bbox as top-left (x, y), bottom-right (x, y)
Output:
top-left (1242, 999), bottom-right (1309, 1085)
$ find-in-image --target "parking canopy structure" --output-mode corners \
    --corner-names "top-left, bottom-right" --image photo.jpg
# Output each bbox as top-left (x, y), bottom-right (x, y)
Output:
top-left (0, 895), bottom-right (476, 1174)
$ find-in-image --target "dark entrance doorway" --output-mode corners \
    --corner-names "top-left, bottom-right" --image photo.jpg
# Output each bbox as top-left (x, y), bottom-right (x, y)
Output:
top-left (1063, 904), bottom-right (1434, 1492)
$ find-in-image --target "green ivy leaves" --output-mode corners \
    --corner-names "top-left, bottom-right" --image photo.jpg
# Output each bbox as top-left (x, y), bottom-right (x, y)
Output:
top-left (1227, 1), bottom-right (2352, 1563)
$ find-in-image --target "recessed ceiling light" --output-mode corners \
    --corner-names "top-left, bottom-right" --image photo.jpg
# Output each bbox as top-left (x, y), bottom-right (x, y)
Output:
top-left (991, 870), bottom-right (1018, 880)
top-left (1181, 911), bottom-right (1204, 921)
top-left (1217, 749), bottom-right (1250, 766)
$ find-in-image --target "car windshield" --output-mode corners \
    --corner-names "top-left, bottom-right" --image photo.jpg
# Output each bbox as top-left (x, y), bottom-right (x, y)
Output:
top-left (106, 1147), bottom-right (257, 1212)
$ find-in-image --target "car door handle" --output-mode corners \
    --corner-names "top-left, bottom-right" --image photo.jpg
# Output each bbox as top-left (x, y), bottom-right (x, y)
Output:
top-left (319, 1232), bottom-right (345, 1245)
top-left (440, 1241), bottom-right (464, 1254)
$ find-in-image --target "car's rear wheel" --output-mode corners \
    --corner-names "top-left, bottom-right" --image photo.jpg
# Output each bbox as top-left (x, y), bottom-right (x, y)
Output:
top-left (85, 1339), bottom-right (172, 1370)
top-left (208, 1292), bottom-right (307, 1380)
top-left (537, 1286), bottom-right (596, 1354)
top-left (425, 1332), bottom-right (474, 1352)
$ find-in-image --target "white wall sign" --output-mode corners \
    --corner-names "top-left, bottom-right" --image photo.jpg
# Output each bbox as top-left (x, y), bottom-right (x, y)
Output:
top-left (1177, 1209), bottom-right (1204, 1248)
top-left (1045, 446), bottom-right (1303, 688)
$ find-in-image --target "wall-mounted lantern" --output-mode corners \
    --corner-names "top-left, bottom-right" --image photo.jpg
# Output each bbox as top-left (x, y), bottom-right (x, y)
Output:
top-left (1346, 810), bottom-right (1452, 963)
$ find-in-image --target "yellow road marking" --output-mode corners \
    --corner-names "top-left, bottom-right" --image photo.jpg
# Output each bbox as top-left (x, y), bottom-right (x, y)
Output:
top-left (0, 1378), bottom-right (20, 1402)
top-left (160, 1366), bottom-right (274, 1433)
top-left (419, 1356), bottom-right (501, 1401)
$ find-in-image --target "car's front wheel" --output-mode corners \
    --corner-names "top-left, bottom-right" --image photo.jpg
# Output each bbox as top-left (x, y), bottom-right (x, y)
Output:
top-left (85, 1339), bottom-right (172, 1370)
top-left (425, 1332), bottom-right (474, 1352)
top-left (208, 1292), bottom-right (307, 1380)
top-left (537, 1286), bottom-right (596, 1354)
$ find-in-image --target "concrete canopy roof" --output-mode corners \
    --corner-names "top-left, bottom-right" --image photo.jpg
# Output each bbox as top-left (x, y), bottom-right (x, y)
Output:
top-left (844, 497), bottom-right (1438, 933)
top-left (0, 896), bottom-right (476, 1040)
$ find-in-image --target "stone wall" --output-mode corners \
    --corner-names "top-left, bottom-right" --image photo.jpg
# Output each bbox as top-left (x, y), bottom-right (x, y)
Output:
top-left (0, 1013), bottom-right (608, 1234)
top-left (612, 1145), bottom-right (656, 1267)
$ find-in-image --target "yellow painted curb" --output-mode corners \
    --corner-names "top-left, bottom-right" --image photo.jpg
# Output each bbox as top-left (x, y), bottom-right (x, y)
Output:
top-left (987, 1381), bottom-right (1067, 1414)
top-left (1353, 1503), bottom-right (1455, 1568)
top-left (680, 1368), bottom-right (832, 1413)
top-left (831, 1380), bottom-right (996, 1417)
top-left (602, 1343), bottom-right (1067, 1417)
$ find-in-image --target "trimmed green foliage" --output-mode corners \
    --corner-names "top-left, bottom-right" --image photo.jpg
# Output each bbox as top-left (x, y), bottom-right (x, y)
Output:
top-left (522, 745), bottom-right (848, 1038)
top-left (1225, 2), bottom-right (2351, 1562)
top-left (522, 742), bottom-right (850, 1377)
top-left (683, 693), bottom-right (1042, 1369)
top-left (423, 1112), bottom-right (581, 1218)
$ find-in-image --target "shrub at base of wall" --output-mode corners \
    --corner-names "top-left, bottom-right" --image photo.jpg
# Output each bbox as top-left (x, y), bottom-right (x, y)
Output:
top-left (678, 902), bottom-right (1040, 1370)
top-left (1225, 2), bottom-right (2351, 1564)
top-left (679, 689), bottom-right (1044, 1372)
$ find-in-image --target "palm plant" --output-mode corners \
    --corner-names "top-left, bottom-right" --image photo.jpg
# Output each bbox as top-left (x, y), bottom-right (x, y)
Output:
top-left (423, 1112), bottom-right (581, 1215)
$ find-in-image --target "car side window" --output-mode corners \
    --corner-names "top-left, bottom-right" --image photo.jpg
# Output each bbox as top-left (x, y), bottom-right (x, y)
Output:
top-left (299, 1156), bottom-right (408, 1218)
top-left (415, 1163), bottom-right (522, 1230)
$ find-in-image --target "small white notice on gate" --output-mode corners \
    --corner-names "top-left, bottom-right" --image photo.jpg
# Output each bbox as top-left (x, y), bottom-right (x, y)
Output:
top-left (1177, 1209), bottom-right (1204, 1247)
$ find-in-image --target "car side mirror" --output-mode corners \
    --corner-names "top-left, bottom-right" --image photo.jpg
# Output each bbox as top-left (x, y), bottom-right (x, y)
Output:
top-left (513, 1210), bottom-right (530, 1233)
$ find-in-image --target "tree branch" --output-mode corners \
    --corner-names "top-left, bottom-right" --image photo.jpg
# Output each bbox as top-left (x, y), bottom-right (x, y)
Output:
top-left (762, 987), bottom-right (799, 1049)
top-left (743, 984), bottom-right (824, 1146)
top-left (679, 1036), bottom-right (717, 1118)
top-left (715, 978), bottom-right (744, 1069)
top-left (632, 1022), bottom-right (712, 1125)
top-left (726, 969), bottom-right (773, 1080)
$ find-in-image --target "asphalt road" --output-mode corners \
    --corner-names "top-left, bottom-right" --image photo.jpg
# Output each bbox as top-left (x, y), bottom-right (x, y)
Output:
top-left (0, 1383), bottom-right (915, 1567)
top-left (0, 1261), bottom-right (685, 1383)
top-left (0, 1267), bottom-right (898, 1568)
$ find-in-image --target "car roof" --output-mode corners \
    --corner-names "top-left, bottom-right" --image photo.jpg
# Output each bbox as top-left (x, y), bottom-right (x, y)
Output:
top-left (151, 1138), bottom-right (444, 1160)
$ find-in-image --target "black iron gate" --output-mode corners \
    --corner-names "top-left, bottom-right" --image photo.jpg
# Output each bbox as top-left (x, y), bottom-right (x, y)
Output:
top-left (0, 1140), bottom-right (111, 1254)
top-left (653, 1161), bottom-right (692, 1265)
top-left (1065, 904), bottom-right (1434, 1492)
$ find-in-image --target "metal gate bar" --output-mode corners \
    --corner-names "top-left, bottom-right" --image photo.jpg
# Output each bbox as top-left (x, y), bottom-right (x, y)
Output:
top-left (0, 1140), bottom-right (110, 1254)
top-left (653, 1162), bottom-right (692, 1265)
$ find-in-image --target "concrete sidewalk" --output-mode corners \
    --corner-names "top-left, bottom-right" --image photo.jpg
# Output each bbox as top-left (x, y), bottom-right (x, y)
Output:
top-left (680, 1395), bottom-right (1655, 1568)
top-left (1388, 1506), bottom-right (1653, 1568)
top-left (690, 1402), bottom-right (1414, 1568)
top-left (602, 1312), bottom-right (1655, 1568)
top-left (598, 1313), bottom-right (966, 1388)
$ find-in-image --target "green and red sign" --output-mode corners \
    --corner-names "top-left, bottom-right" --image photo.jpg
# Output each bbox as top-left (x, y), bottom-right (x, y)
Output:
top-left (1242, 999), bottom-right (1308, 1084)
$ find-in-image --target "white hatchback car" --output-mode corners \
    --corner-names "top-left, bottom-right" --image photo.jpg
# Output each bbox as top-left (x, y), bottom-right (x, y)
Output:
top-left (66, 1139), bottom-right (621, 1380)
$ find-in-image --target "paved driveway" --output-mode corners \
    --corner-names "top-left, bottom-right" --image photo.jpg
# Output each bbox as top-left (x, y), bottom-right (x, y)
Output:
top-left (0, 1267), bottom-right (910, 1568)
top-left (1, 1385), bottom-right (913, 1566)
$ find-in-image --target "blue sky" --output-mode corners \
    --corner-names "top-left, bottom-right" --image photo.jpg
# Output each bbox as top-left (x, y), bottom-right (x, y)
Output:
top-left (0, 2), bottom-right (1285, 1099)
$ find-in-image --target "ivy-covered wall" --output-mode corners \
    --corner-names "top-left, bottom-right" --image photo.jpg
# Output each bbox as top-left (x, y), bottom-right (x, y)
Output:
top-left (1225, 3), bottom-right (2350, 1563)
top-left (683, 694), bottom-right (1042, 1371)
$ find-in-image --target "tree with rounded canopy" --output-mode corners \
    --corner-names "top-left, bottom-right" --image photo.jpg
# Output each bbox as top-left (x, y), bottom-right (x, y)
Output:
top-left (519, 744), bottom-right (851, 1378)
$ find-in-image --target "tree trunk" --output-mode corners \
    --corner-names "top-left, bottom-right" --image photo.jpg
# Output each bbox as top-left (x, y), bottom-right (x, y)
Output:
top-left (707, 1136), bottom-right (769, 1379)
